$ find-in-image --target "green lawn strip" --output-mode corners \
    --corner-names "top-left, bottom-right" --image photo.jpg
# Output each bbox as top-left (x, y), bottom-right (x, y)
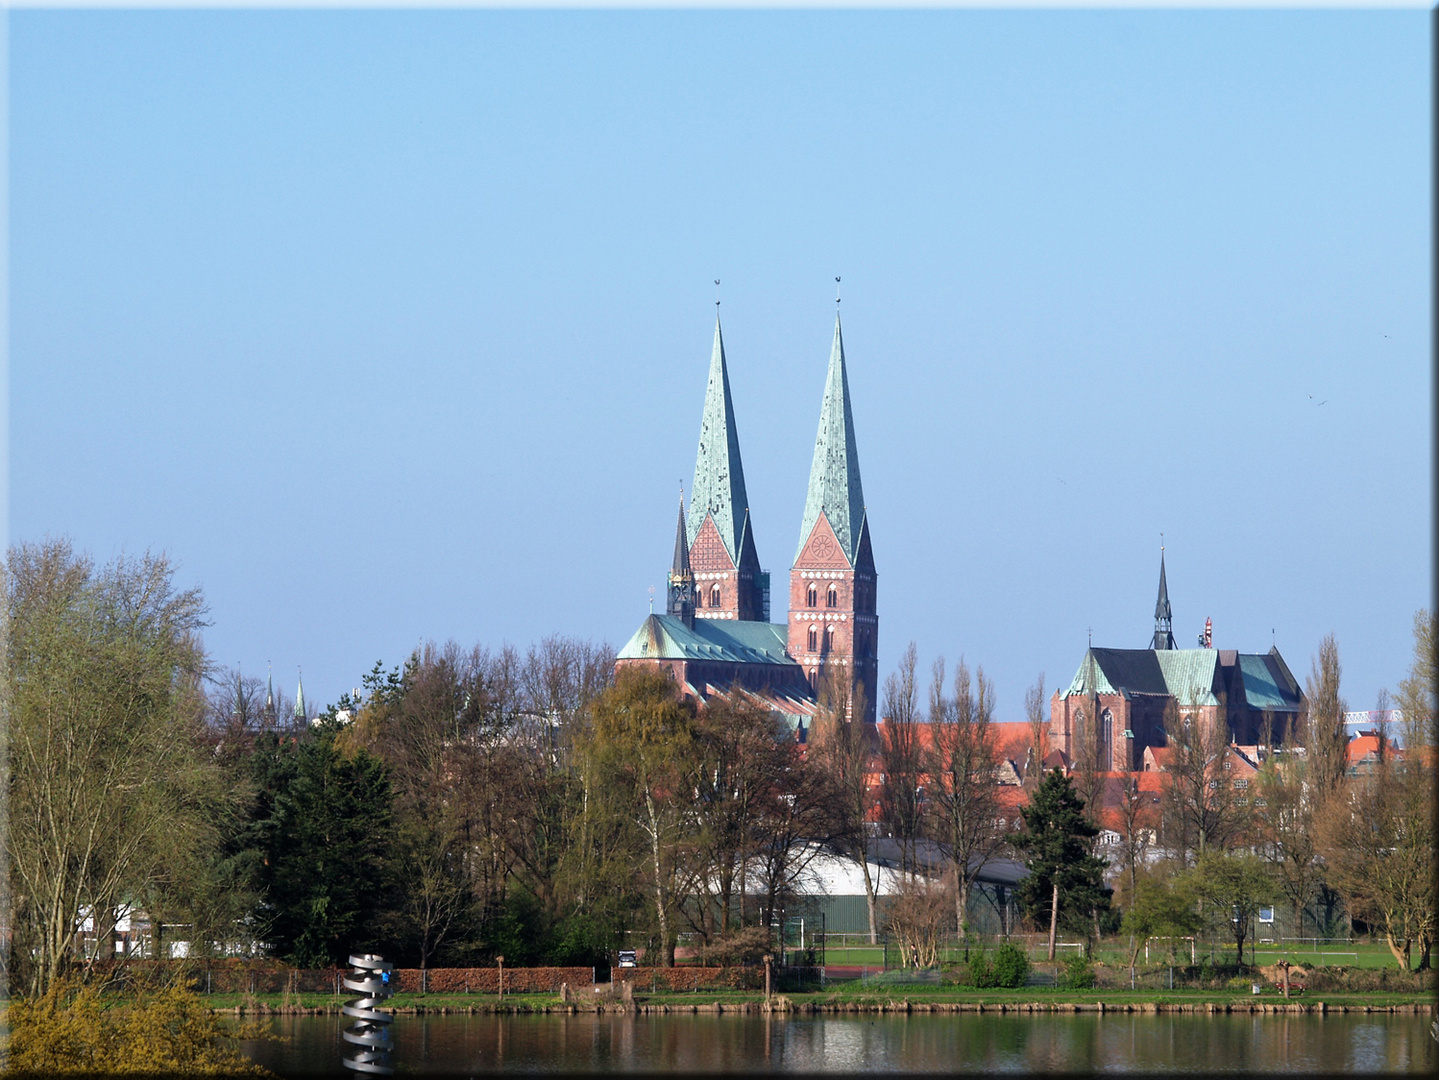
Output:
top-left (201, 986), bottom-right (1432, 1014)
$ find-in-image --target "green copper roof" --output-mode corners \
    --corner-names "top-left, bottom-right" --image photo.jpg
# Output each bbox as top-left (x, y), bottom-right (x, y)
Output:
top-left (1061, 647), bottom-right (1219, 706)
top-left (796, 314), bottom-right (866, 565)
top-left (1238, 653), bottom-right (1303, 712)
top-left (688, 316), bottom-right (751, 564)
top-left (617, 614), bottom-right (797, 666)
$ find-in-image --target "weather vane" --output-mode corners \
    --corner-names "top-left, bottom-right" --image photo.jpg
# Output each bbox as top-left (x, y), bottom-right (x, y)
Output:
top-left (715, 279), bottom-right (720, 308)
top-left (648, 585), bottom-right (655, 613)
top-left (835, 276), bottom-right (841, 306)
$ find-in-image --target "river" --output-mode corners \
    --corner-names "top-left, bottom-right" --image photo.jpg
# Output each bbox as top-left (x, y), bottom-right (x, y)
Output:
top-left (240, 1011), bottom-right (1437, 1075)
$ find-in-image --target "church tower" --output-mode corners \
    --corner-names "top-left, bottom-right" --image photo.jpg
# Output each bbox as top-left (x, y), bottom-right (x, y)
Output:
top-left (667, 494), bottom-right (696, 627)
top-left (789, 314), bottom-right (878, 723)
top-left (687, 316), bottom-right (767, 622)
top-left (1150, 546), bottom-right (1176, 650)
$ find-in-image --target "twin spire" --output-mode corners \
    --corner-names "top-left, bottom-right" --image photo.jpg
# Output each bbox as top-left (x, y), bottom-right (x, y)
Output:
top-left (684, 310), bottom-right (867, 579)
top-left (796, 314), bottom-right (866, 565)
top-left (687, 316), bottom-right (751, 564)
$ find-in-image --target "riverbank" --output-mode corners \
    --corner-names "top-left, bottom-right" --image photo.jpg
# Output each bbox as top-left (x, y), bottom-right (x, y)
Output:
top-left (210, 987), bottom-right (1436, 1017)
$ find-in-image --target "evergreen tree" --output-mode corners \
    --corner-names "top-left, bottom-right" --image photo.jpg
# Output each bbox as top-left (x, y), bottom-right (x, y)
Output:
top-left (242, 722), bottom-right (393, 966)
top-left (1015, 768), bottom-right (1112, 959)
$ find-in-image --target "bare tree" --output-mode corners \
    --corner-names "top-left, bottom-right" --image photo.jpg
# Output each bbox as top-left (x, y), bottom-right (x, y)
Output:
top-left (1159, 692), bottom-right (1245, 863)
top-left (926, 656), bottom-right (1003, 940)
top-left (1023, 673), bottom-right (1047, 785)
top-left (1304, 633), bottom-right (1348, 800)
top-left (811, 670), bottom-right (881, 942)
top-left (879, 643), bottom-right (925, 875)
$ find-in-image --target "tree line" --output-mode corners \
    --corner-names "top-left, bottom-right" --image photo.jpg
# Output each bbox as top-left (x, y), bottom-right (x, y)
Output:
top-left (4, 538), bottom-right (1434, 997)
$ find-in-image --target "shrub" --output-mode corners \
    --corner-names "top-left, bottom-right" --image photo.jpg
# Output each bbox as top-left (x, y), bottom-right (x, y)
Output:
top-left (1225, 975), bottom-right (1256, 993)
top-left (991, 944), bottom-right (1030, 989)
top-left (1060, 954), bottom-right (1096, 990)
top-left (7, 976), bottom-right (268, 1077)
top-left (967, 953), bottom-right (996, 989)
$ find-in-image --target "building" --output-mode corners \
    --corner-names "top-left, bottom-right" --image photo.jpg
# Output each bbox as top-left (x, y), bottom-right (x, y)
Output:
top-left (1048, 549), bottom-right (1306, 771)
top-left (616, 312), bottom-right (879, 726)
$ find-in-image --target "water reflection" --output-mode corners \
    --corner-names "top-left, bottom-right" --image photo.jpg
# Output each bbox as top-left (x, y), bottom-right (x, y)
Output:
top-left (241, 1011), bottom-right (1438, 1076)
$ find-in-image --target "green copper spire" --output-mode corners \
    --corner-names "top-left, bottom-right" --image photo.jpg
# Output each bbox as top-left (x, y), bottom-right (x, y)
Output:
top-left (295, 668), bottom-right (306, 725)
top-left (688, 315), bottom-right (752, 564)
top-left (796, 313), bottom-right (866, 564)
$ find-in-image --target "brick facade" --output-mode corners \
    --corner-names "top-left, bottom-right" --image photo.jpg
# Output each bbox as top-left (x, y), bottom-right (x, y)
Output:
top-left (788, 512), bottom-right (878, 724)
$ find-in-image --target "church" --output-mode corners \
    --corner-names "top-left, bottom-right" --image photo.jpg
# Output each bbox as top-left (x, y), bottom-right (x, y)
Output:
top-left (1048, 549), bottom-right (1306, 772)
top-left (615, 312), bottom-right (879, 728)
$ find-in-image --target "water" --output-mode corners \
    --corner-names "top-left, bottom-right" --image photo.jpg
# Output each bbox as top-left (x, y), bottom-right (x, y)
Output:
top-left (240, 1011), bottom-right (1438, 1076)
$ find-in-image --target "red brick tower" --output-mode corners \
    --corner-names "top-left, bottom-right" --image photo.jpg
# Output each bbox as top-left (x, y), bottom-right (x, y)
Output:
top-left (789, 314), bottom-right (877, 723)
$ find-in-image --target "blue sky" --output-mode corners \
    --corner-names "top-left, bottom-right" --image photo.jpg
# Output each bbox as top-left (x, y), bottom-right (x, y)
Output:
top-left (9, 9), bottom-right (1431, 718)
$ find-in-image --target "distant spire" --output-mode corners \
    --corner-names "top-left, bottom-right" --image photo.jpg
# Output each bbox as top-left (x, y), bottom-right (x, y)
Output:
top-left (688, 314), bottom-right (753, 565)
top-left (265, 662), bottom-right (274, 717)
top-left (796, 312), bottom-right (866, 565)
top-left (295, 667), bottom-right (306, 724)
top-left (1150, 544), bottom-right (1176, 650)
top-left (667, 490), bottom-right (696, 626)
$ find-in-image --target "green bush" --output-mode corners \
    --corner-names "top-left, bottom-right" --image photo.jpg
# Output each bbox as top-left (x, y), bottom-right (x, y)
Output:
top-left (1060, 954), bottom-right (1096, 990)
top-left (967, 953), bottom-right (996, 988)
top-left (991, 944), bottom-right (1030, 989)
top-left (1225, 975), bottom-right (1256, 993)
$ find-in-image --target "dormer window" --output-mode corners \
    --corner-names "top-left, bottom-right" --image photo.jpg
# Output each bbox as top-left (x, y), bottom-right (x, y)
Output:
top-left (807, 583), bottom-right (818, 608)
top-left (827, 585), bottom-right (838, 609)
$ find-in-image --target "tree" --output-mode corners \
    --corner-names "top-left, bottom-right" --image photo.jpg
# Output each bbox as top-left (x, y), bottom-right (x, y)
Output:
top-left (1121, 869), bottom-right (1202, 974)
top-left (925, 656), bottom-right (1003, 941)
top-left (1316, 747), bottom-right (1434, 970)
top-left (878, 643), bottom-right (925, 874)
top-left (811, 670), bottom-right (880, 942)
top-left (1251, 741), bottom-right (1321, 939)
top-left (1158, 693), bottom-right (1246, 862)
top-left (1186, 850), bottom-right (1278, 967)
top-left (4, 540), bottom-right (219, 994)
top-left (1395, 609), bottom-right (1436, 754)
top-left (1304, 633), bottom-right (1348, 799)
top-left (244, 723), bottom-right (393, 967)
top-left (1014, 769), bottom-right (1110, 960)
top-left (1023, 674), bottom-right (1047, 785)
top-left (582, 667), bottom-right (699, 966)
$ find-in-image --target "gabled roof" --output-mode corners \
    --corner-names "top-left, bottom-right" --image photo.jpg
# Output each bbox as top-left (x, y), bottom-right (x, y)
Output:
top-left (1060, 647), bottom-right (1220, 706)
top-left (796, 314), bottom-right (866, 566)
top-left (1238, 651), bottom-right (1304, 712)
top-left (688, 316), bottom-right (751, 564)
top-left (616, 614), bottom-right (797, 667)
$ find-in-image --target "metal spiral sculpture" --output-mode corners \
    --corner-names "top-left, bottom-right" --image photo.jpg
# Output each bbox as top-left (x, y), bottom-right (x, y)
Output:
top-left (341, 953), bottom-right (395, 1075)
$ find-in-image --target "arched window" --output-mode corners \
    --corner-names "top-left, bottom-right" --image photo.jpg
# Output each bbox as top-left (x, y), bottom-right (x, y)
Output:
top-left (695, 587), bottom-right (703, 608)
top-left (807, 668), bottom-right (817, 691)
top-left (827, 585), bottom-right (838, 608)
top-left (807, 627), bottom-right (818, 651)
top-left (823, 626), bottom-right (835, 651)
top-left (806, 583), bottom-right (818, 608)
top-left (710, 584), bottom-right (721, 608)
top-left (1098, 709), bottom-right (1113, 771)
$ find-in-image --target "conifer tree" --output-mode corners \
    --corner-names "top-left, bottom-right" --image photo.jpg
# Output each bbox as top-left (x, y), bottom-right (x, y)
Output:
top-left (1015, 768), bottom-right (1111, 959)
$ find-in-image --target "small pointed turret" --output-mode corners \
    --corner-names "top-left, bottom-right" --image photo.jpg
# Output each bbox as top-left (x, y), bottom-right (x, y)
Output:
top-left (1151, 547), bottom-right (1176, 650)
top-left (796, 313), bottom-right (866, 565)
top-left (265, 663), bottom-right (274, 719)
top-left (688, 315), bottom-right (753, 564)
top-left (667, 493), bottom-right (695, 626)
top-left (295, 669), bottom-right (307, 725)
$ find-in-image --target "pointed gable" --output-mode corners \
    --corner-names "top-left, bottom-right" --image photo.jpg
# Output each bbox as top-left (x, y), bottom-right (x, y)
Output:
top-left (688, 316), bottom-right (752, 565)
top-left (794, 511), bottom-right (852, 570)
top-left (690, 512), bottom-right (736, 572)
top-left (795, 314), bottom-right (866, 566)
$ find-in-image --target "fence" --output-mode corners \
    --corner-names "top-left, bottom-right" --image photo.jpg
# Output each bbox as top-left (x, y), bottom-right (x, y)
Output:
top-left (94, 961), bottom-right (596, 995)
